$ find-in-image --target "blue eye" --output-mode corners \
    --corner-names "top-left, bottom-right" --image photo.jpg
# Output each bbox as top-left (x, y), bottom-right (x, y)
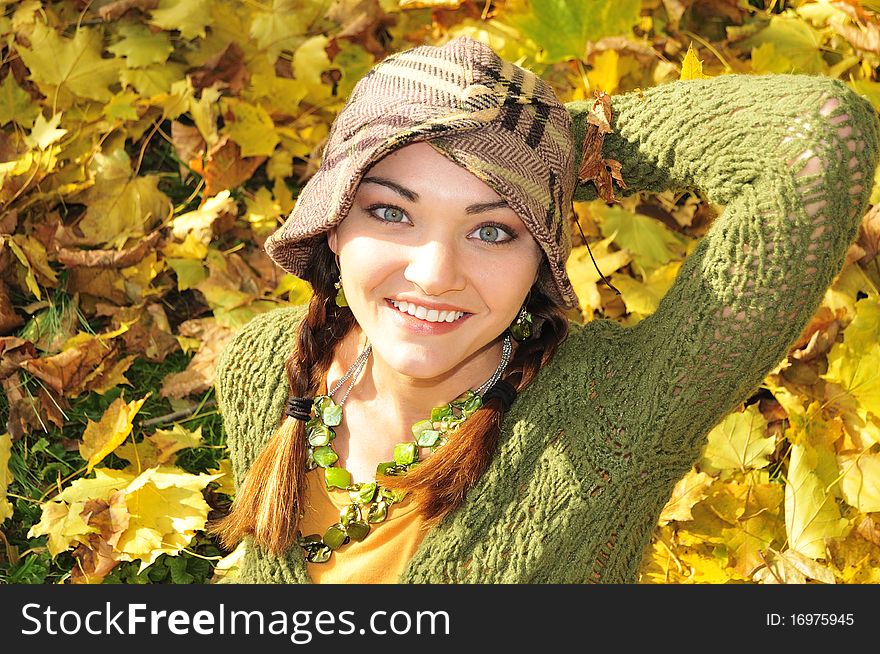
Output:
top-left (471, 224), bottom-right (515, 245)
top-left (375, 206), bottom-right (407, 223)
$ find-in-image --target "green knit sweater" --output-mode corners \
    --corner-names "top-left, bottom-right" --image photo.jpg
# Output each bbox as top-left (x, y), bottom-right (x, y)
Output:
top-left (215, 74), bottom-right (878, 583)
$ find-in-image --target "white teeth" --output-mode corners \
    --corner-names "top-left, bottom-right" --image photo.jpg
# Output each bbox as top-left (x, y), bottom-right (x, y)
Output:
top-left (391, 300), bottom-right (465, 323)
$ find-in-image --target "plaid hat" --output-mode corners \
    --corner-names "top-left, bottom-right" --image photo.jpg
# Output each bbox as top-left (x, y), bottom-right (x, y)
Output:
top-left (264, 36), bottom-right (579, 309)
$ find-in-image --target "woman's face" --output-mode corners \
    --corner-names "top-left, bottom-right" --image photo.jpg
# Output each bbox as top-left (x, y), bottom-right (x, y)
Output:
top-left (327, 141), bottom-right (543, 382)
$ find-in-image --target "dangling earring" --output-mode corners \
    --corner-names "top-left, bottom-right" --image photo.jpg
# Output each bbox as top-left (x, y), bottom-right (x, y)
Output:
top-left (334, 276), bottom-right (348, 307)
top-left (508, 305), bottom-right (532, 341)
top-left (333, 254), bottom-right (348, 307)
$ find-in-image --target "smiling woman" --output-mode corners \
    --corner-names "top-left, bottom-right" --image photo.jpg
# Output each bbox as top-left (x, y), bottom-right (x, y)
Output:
top-left (208, 37), bottom-right (879, 584)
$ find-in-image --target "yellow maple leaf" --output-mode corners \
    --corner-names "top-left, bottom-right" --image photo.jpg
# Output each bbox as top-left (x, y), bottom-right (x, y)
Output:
top-left (823, 296), bottom-right (880, 416)
top-left (26, 500), bottom-right (95, 557)
top-left (170, 190), bottom-right (236, 245)
top-left (588, 49), bottom-right (621, 94)
top-left (659, 469), bottom-right (714, 524)
top-left (679, 44), bottom-right (710, 81)
top-left (612, 260), bottom-right (682, 323)
top-left (72, 148), bottom-right (172, 249)
top-left (79, 394), bottom-right (150, 473)
top-left (0, 433), bottom-right (13, 524)
top-left (107, 23), bottom-right (173, 68)
top-left (566, 235), bottom-right (631, 320)
top-left (208, 458), bottom-right (235, 497)
top-left (116, 424), bottom-right (203, 472)
top-left (0, 74), bottom-right (39, 128)
top-left (25, 112), bottom-right (67, 151)
top-left (18, 22), bottom-right (122, 104)
top-left (249, 0), bottom-right (312, 62)
top-left (700, 404), bottom-right (774, 473)
top-left (784, 441), bottom-right (850, 559)
top-left (150, 0), bottom-right (214, 40)
top-left (222, 98), bottom-right (280, 158)
top-left (114, 466), bottom-right (220, 571)
top-left (837, 452), bottom-right (880, 513)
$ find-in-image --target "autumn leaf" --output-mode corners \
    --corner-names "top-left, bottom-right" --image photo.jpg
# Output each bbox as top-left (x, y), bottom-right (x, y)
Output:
top-left (18, 22), bottom-right (122, 104)
top-left (701, 405), bottom-right (774, 473)
top-left (0, 74), bottom-right (39, 128)
top-left (823, 296), bottom-right (880, 416)
top-left (658, 469), bottom-right (714, 524)
top-left (116, 424), bottom-right (203, 472)
top-left (679, 44), bottom-right (710, 80)
top-left (107, 22), bottom-right (173, 68)
top-left (594, 201), bottom-right (687, 273)
top-left (79, 394), bottom-right (150, 473)
top-left (503, 0), bottom-right (643, 63)
top-left (837, 452), bottom-right (880, 513)
top-left (784, 440), bottom-right (850, 559)
top-left (149, 0), bottom-right (213, 40)
top-left (0, 432), bottom-right (13, 524)
top-left (64, 148), bottom-right (172, 249)
top-left (222, 98), bottom-right (280, 158)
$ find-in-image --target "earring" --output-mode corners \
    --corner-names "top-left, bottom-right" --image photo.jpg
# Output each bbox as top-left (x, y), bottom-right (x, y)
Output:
top-left (333, 254), bottom-right (348, 307)
top-left (334, 275), bottom-right (348, 307)
top-left (508, 305), bottom-right (532, 341)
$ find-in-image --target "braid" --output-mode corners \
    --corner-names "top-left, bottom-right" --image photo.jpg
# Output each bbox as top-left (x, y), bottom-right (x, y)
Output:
top-left (380, 288), bottom-right (569, 525)
top-left (208, 241), bottom-right (355, 556)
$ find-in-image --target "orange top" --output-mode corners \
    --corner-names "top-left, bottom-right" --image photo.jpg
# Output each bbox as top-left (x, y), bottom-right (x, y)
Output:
top-left (300, 468), bottom-right (429, 583)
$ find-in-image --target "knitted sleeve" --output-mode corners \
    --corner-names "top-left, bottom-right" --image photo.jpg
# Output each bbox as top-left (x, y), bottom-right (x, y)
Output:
top-left (568, 75), bottom-right (879, 468)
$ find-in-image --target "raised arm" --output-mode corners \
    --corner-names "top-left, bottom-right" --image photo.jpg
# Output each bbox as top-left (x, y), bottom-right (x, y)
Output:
top-left (568, 75), bottom-right (879, 463)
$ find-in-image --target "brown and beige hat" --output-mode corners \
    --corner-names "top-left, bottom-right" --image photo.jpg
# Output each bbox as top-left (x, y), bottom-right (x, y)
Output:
top-left (264, 36), bottom-right (580, 309)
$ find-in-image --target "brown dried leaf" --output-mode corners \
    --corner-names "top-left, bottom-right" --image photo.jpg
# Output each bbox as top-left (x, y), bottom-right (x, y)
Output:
top-left (21, 337), bottom-right (115, 397)
top-left (114, 303), bottom-right (180, 363)
top-left (170, 121), bottom-right (206, 180)
top-left (577, 90), bottom-right (626, 204)
top-left (191, 137), bottom-right (266, 197)
top-left (858, 204), bottom-right (880, 264)
top-left (56, 232), bottom-right (162, 269)
top-left (69, 534), bottom-right (120, 584)
top-left (856, 514), bottom-right (880, 546)
top-left (0, 278), bottom-right (24, 335)
top-left (189, 43), bottom-right (251, 95)
top-left (160, 318), bottom-right (233, 399)
top-left (99, 0), bottom-right (160, 21)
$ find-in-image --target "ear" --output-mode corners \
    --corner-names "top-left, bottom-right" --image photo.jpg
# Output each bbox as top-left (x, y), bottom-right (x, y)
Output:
top-left (327, 228), bottom-right (338, 255)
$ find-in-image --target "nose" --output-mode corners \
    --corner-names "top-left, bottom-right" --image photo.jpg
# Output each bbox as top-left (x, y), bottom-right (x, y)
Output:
top-left (403, 239), bottom-right (467, 296)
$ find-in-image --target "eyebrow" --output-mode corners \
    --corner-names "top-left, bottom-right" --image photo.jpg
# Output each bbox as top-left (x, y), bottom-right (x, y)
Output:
top-left (362, 176), bottom-right (511, 214)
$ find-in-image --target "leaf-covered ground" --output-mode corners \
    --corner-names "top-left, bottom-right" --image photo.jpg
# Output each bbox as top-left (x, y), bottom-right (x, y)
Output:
top-left (1, 0), bottom-right (879, 584)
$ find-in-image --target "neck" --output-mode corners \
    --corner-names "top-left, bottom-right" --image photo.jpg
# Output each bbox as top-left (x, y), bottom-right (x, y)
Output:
top-left (332, 326), bottom-right (507, 431)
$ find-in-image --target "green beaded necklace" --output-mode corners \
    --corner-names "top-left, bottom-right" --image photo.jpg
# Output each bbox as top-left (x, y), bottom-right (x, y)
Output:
top-left (296, 335), bottom-right (514, 564)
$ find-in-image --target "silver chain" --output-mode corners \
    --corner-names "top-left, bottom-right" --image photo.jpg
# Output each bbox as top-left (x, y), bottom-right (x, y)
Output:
top-left (328, 343), bottom-right (372, 406)
top-left (328, 333), bottom-right (512, 405)
top-left (475, 333), bottom-right (513, 395)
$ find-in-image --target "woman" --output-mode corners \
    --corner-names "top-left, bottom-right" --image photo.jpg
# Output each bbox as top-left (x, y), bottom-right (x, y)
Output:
top-left (209, 37), bottom-right (878, 583)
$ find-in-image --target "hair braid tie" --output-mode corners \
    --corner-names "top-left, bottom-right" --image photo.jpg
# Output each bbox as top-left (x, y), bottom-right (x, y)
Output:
top-left (482, 379), bottom-right (517, 413)
top-left (285, 396), bottom-right (313, 421)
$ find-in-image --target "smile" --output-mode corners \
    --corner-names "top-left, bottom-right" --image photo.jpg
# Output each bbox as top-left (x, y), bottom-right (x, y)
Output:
top-left (389, 300), bottom-right (466, 323)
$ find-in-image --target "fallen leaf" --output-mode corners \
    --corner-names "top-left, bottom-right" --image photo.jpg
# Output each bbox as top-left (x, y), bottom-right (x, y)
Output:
top-left (190, 42), bottom-right (251, 95)
top-left (160, 318), bottom-right (233, 398)
top-left (0, 432), bottom-right (13, 523)
top-left (99, 0), bottom-right (160, 22)
top-left (79, 394), bottom-right (150, 473)
top-left (680, 43), bottom-right (711, 80)
top-left (192, 137), bottom-right (266, 197)
top-left (56, 231), bottom-right (162, 268)
top-left (659, 469), bottom-right (714, 524)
